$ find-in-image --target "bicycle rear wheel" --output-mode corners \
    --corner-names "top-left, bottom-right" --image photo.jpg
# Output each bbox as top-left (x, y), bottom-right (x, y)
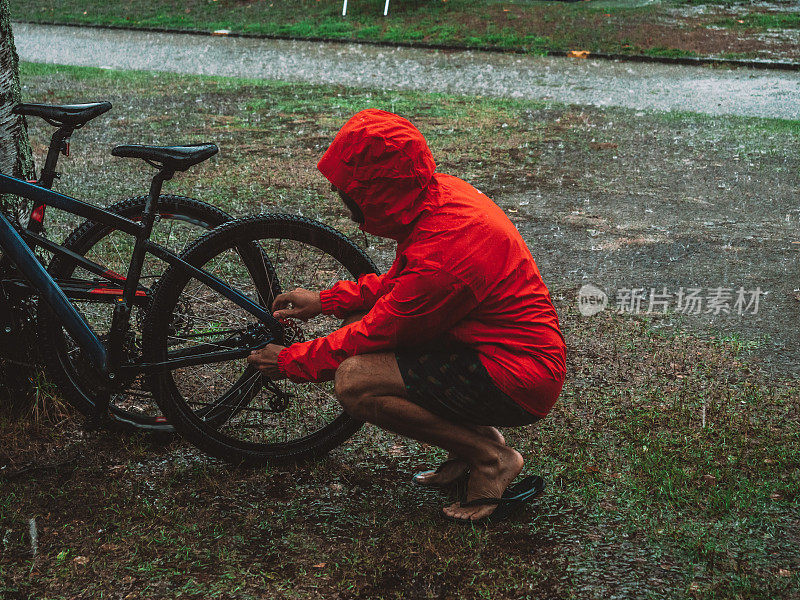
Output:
top-left (38, 195), bottom-right (231, 432)
top-left (144, 214), bottom-right (378, 465)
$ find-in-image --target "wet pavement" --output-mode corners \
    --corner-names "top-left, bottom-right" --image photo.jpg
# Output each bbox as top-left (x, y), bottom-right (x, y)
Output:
top-left (15, 23), bottom-right (800, 120)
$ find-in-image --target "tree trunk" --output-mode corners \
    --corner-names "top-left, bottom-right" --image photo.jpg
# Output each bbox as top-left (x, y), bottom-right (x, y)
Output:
top-left (0, 0), bottom-right (33, 184)
top-left (0, 2), bottom-right (36, 413)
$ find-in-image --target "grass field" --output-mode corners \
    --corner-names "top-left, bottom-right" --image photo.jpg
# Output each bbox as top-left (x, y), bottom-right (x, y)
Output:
top-left (11, 0), bottom-right (800, 61)
top-left (0, 63), bottom-right (799, 599)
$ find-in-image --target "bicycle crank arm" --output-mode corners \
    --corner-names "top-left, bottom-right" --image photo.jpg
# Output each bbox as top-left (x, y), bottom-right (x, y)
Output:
top-left (120, 340), bottom-right (274, 375)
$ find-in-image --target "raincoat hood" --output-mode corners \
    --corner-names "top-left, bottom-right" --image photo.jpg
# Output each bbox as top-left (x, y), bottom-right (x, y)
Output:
top-left (317, 109), bottom-right (437, 240)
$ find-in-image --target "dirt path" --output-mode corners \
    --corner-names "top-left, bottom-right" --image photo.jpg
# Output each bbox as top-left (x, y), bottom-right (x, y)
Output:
top-left (14, 23), bottom-right (800, 120)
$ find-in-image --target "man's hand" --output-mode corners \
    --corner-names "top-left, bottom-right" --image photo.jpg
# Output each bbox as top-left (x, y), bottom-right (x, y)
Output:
top-left (272, 288), bottom-right (322, 321)
top-left (247, 344), bottom-right (287, 379)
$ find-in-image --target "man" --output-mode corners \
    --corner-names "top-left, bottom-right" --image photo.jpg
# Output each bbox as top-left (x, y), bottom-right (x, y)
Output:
top-left (248, 109), bottom-right (566, 523)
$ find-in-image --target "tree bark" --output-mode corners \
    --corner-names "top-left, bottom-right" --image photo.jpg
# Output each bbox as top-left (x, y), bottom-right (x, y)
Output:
top-left (0, 0), bottom-right (33, 185)
top-left (0, 2), bottom-right (36, 412)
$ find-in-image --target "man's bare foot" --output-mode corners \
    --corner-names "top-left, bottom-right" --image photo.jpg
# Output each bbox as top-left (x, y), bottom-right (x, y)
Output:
top-left (414, 428), bottom-right (506, 487)
top-left (441, 445), bottom-right (524, 521)
top-left (413, 457), bottom-right (469, 487)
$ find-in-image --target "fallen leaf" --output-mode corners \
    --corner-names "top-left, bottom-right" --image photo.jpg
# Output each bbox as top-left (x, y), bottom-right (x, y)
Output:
top-left (590, 142), bottom-right (618, 150)
top-left (313, 563), bottom-right (326, 568)
top-left (567, 50), bottom-right (590, 59)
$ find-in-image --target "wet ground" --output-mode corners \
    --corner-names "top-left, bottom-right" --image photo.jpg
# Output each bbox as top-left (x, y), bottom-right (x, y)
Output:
top-left (483, 107), bottom-right (800, 377)
top-left (14, 23), bottom-right (800, 120)
top-left (2, 59), bottom-right (798, 600)
top-left (11, 23), bottom-right (800, 375)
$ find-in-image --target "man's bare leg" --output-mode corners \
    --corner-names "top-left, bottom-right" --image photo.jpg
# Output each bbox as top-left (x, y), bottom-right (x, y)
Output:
top-left (338, 313), bottom-right (502, 489)
top-left (335, 352), bottom-right (523, 521)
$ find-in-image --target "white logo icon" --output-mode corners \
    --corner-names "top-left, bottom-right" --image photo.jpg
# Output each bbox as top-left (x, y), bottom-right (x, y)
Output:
top-left (577, 284), bottom-right (608, 316)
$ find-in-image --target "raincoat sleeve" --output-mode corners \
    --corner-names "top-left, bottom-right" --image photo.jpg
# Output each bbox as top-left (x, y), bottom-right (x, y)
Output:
top-left (277, 268), bottom-right (479, 382)
top-left (318, 272), bottom-right (390, 319)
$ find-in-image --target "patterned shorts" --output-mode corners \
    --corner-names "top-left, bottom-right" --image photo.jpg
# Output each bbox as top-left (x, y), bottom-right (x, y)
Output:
top-left (395, 342), bottom-right (540, 427)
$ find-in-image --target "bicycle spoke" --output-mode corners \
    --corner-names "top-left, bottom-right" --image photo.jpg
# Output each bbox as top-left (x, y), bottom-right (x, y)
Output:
top-left (196, 368), bottom-right (264, 426)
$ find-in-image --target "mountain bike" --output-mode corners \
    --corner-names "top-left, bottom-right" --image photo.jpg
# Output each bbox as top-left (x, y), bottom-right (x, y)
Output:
top-left (2, 102), bottom-right (232, 432)
top-left (1, 143), bottom-right (377, 464)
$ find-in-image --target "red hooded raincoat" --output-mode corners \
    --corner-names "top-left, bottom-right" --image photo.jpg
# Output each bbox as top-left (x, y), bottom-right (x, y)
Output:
top-left (277, 109), bottom-right (566, 417)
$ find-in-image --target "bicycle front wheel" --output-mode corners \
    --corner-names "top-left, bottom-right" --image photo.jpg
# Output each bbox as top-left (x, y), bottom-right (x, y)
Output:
top-left (144, 214), bottom-right (378, 465)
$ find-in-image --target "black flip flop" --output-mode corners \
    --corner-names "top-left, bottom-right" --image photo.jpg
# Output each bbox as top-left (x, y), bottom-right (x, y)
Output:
top-left (412, 459), bottom-right (469, 489)
top-left (442, 475), bottom-right (545, 525)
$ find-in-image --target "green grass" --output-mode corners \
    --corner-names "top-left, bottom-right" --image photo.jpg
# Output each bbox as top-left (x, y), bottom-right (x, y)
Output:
top-left (2, 62), bottom-right (799, 599)
top-left (640, 46), bottom-right (701, 59)
top-left (712, 12), bottom-right (800, 30)
top-left (11, 0), bottom-right (800, 60)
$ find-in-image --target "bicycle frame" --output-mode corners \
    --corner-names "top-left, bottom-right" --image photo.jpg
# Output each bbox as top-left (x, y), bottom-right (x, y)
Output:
top-left (0, 173), bottom-right (278, 381)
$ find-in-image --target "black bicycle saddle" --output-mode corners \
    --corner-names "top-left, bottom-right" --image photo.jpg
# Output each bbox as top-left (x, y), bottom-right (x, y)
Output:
top-left (111, 143), bottom-right (219, 171)
top-left (14, 102), bottom-right (112, 128)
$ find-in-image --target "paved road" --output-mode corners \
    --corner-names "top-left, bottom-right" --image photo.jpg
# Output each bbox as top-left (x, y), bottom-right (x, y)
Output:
top-left (16, 23), bottom-right (800, 120)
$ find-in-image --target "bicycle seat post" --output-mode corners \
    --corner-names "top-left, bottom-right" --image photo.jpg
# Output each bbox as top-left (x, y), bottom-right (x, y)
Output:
top-left (19, 125), bottom-right (72, 238)
top-left (143, 167), bottom-right (174, 228)
top-left (37, 126), bottom-right (72, 190)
